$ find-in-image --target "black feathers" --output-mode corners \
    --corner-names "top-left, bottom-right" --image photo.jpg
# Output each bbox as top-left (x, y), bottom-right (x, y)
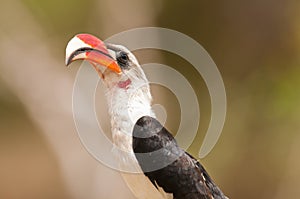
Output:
top-left (133, 116), bottom-right (228, 199)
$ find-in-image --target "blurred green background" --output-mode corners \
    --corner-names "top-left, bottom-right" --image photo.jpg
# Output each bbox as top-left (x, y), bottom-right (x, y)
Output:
top-left (1, 0), bottom-right (300, 198)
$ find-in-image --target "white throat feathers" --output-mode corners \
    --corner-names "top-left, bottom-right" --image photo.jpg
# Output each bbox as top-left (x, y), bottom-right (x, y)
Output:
top-left (104, 68), bottom-right (155, 152)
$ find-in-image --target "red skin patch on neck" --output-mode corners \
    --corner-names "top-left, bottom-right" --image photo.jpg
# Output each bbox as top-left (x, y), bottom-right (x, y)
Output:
top-left (118, 79), bottom-right (132, 89)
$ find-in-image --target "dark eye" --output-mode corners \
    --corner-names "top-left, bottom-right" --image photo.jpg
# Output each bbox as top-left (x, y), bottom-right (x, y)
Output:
top-left (117, 52), bottom-right (129, 66)
top-left (120, 52), bottom-right (129, 61)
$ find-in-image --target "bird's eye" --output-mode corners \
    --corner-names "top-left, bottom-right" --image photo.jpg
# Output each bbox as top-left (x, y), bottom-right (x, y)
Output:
top-left (120, 53), bottom-right (129, 61)
top-left (117, 52), bottom-right (129, 66)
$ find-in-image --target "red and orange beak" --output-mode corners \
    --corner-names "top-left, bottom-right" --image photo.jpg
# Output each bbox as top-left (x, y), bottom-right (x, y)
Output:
top-left (65, 34), bottom-right (121, 74)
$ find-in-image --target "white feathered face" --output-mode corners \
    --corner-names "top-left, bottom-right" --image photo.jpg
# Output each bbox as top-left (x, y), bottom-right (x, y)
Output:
top-left (65, 33), bottom-right (147, 89)
top-left (103, 43), bottom-right (148, 89)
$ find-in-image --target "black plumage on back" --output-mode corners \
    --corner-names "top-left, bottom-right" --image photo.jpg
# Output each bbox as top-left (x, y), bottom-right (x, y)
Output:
top-left (133, 116), bottom-right (228, 199)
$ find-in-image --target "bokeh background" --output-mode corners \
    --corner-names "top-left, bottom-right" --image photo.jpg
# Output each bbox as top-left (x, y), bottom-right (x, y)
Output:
top-left (1, 0), bottom-right (300, 198)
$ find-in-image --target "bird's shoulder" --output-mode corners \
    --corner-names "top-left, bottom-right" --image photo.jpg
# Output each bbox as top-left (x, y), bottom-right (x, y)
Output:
top-left (132, 116), bottom-right (228, 199)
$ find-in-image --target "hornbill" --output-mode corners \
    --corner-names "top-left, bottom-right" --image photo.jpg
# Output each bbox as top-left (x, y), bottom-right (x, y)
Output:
top-left (65, 34), bottom-right (228, 199)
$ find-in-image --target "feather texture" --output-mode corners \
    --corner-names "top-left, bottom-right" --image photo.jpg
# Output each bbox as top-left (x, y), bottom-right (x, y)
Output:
top-left (133, 116), bottom-right (228, 199)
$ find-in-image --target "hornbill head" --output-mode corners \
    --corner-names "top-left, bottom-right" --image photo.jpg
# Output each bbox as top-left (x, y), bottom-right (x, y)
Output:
top-left (65, 33), bottom-right (147, 89)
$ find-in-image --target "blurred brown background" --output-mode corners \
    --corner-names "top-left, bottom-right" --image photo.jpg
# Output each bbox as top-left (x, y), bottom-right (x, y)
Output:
top-left (1, 0), bottom-right (300, 198)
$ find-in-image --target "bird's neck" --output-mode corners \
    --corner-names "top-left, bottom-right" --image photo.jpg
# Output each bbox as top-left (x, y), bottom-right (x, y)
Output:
top-left (106, 79), bottom-right (155, 152)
